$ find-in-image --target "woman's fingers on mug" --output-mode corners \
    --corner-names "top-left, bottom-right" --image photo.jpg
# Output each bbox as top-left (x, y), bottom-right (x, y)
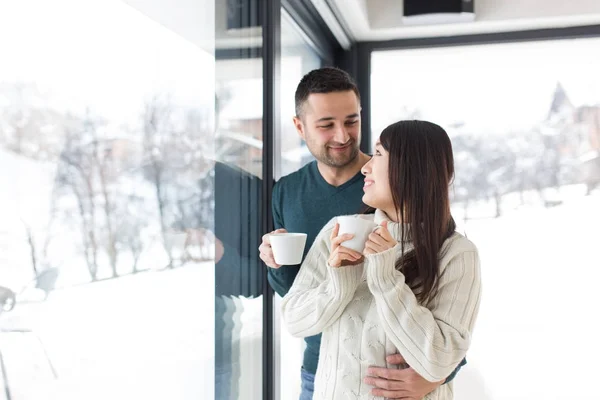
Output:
top-left (377, 221), bottom-right (395, 242)
top-left (368, 232), bottom-right (389, 249)
top-left (337, 246), bottom-right (362, 260)
top-left (332, 233), bottom-right (354, 248)
top-left (363, 240), bottom-right (382, 254)
top-left (363, 246), bottom-right (374, 255)
top-left (330, 223), bottom-right (340, 242)
top-left (330, 246), bottom-right (362, 267)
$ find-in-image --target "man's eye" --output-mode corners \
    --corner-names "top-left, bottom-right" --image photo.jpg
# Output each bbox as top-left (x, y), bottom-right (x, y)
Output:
top-left (318, 124), bottom-right (333, 129)
top-left (346, 120), bottom-right (358, 125)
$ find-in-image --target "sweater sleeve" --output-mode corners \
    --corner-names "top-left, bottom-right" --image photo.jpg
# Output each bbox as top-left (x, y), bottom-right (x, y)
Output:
top-left (365, 241), bottom-right (481, 382)
top-left (281, 222), bottom-right (364, 338)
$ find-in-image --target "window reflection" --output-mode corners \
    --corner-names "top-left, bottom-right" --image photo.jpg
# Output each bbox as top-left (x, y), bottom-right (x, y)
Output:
top-left (213, 3), bottom-right (264, 398)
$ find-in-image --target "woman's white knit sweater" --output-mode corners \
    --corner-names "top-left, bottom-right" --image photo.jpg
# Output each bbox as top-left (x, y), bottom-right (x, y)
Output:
top-left (281, 210), bottom-right (482, 400)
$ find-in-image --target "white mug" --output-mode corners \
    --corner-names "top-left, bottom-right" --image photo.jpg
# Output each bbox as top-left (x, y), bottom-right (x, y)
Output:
top-left (269, 233), bottom-right (308, 265)
top-left (336, 215), bottom-right (379, 253)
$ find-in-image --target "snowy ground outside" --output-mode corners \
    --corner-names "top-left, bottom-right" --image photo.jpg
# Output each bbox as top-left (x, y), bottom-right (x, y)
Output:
top-left (275, 185), bottom-right (600, 400)
top-left (0, 264), bottom-right (216, 400)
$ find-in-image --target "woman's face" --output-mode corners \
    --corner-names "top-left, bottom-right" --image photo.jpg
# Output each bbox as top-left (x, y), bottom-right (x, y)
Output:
top-left (361, 140), bottom-right (396, 219)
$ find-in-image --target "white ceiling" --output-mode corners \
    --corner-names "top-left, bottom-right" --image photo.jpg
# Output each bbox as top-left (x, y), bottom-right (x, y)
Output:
top-left (122, 0), bottom-right (600, 52)
top-left (328, 0), bottom-right (600, 41)
top-left (123, 0), bottom-right (214, 52)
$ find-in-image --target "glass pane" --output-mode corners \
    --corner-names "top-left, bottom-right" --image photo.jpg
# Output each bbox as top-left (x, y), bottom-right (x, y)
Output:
top-left (214, 0), bottom-right (263, 399)
top-left (371, 38), bottom-right (600, 399)
top-left (0, 1), bottom-right (254, 399)
top-left (275, 11), bottom-right (322, 400)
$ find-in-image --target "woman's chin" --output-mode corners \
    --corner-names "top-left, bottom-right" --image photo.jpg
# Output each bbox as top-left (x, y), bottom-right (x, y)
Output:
top-left (362, 194), bottom-right (375, 209)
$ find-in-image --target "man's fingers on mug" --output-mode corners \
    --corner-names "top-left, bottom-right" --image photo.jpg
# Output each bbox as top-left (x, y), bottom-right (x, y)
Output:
top-left (261, 253), bottom-right (280, 269)
top-left (258, 242), bottom-right (271, 255)
top-left (264, 228), bottom-right (287, 244)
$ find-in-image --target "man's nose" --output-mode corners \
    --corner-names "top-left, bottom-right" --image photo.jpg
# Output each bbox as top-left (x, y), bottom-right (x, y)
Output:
top-left (332, 125), bottom-right (350, 144)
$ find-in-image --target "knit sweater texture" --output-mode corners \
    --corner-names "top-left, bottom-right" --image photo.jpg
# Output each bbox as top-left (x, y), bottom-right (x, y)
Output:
top-left (281, 210), bottom-right (482, 400)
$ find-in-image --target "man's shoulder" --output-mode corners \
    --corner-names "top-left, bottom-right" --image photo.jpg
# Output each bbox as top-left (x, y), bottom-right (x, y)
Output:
top-left (274, 161), bottom-right (315, 192)
top-left (279, 161), bottom-right (314, 183)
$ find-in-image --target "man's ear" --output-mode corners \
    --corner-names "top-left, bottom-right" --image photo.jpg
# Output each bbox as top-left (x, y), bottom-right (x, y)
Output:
top-left (293, 116), bottom-right (306, 140)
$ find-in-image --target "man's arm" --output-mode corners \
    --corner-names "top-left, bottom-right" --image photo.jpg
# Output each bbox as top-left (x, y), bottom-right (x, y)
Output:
top-left (364, 354), bottom-right (465, 399)
top-left (444, 357), bottom-right (467, 383)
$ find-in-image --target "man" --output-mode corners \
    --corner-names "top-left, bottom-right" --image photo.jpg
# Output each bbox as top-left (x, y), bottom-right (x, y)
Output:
top-left (259, 67), bottom-right (465, 399)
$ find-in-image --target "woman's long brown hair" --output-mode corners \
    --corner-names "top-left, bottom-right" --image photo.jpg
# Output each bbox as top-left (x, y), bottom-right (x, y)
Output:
top-left (366, 120), bottom-right (456, 304)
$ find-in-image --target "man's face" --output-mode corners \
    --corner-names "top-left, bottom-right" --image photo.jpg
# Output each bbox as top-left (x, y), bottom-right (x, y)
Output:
top-left (294, 91), bottom-right (361, 168)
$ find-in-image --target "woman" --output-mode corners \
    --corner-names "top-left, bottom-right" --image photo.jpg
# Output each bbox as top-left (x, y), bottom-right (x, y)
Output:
top-left (281, 120), bottom-right (481, 400)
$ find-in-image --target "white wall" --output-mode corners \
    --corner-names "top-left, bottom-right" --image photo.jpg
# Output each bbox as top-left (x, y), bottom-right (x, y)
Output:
top-left (475, 0), bottom-right (600, 21)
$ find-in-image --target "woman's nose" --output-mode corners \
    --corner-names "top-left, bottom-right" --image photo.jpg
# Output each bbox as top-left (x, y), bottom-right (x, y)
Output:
top-left (361, 159), bottom-right (372, 175)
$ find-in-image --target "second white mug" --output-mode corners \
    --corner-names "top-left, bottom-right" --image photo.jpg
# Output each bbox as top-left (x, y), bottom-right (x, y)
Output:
top-left (270, 232), bottom-right (307, 265)
top-left (336, 215), bottom-right (378, 253)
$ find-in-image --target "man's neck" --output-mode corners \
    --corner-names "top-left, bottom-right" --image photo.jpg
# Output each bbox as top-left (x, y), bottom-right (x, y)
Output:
top-left (317, 152), bottom-right (370, 187)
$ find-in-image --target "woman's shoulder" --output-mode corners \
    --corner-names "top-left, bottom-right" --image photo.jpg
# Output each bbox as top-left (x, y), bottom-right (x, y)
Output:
top-left (440, 232), bottom-right (479, 261)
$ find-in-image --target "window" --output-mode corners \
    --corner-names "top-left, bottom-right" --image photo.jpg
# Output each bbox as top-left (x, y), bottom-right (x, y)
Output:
top-left (275, 10), bottom-right (322, 400)
top-left (0, 1), bottom-right (217, 398)
top-left (371, 37), bottom-right (600, 399)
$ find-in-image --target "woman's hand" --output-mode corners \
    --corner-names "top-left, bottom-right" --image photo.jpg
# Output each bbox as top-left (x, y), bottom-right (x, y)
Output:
top-left (364, 221), bottom-right (398, 255)
top-left (328, 223), bottom-right (364, 268)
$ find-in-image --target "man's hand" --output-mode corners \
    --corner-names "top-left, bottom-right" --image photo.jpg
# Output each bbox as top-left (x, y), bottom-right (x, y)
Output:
top-left (259, 229), bottom-right (287, 268)
top-left (364, 354), bottom-right (443, 399)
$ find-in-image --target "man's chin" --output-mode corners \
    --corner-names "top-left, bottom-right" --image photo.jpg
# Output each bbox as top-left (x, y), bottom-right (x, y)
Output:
top-left (325, 149), bottom-right (358, 167)
top-left (325, 157), bottom-right (353, 168)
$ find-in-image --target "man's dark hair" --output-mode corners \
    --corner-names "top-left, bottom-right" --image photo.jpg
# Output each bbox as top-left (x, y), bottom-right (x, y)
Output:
top-left (294, 67), bottom-right (360, 117)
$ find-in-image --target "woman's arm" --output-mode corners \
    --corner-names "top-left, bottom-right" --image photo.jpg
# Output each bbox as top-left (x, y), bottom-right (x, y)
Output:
top-left (365, 239), bottom-right (481, 383)
top-left (281, 221), bottom-right (364, 338)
